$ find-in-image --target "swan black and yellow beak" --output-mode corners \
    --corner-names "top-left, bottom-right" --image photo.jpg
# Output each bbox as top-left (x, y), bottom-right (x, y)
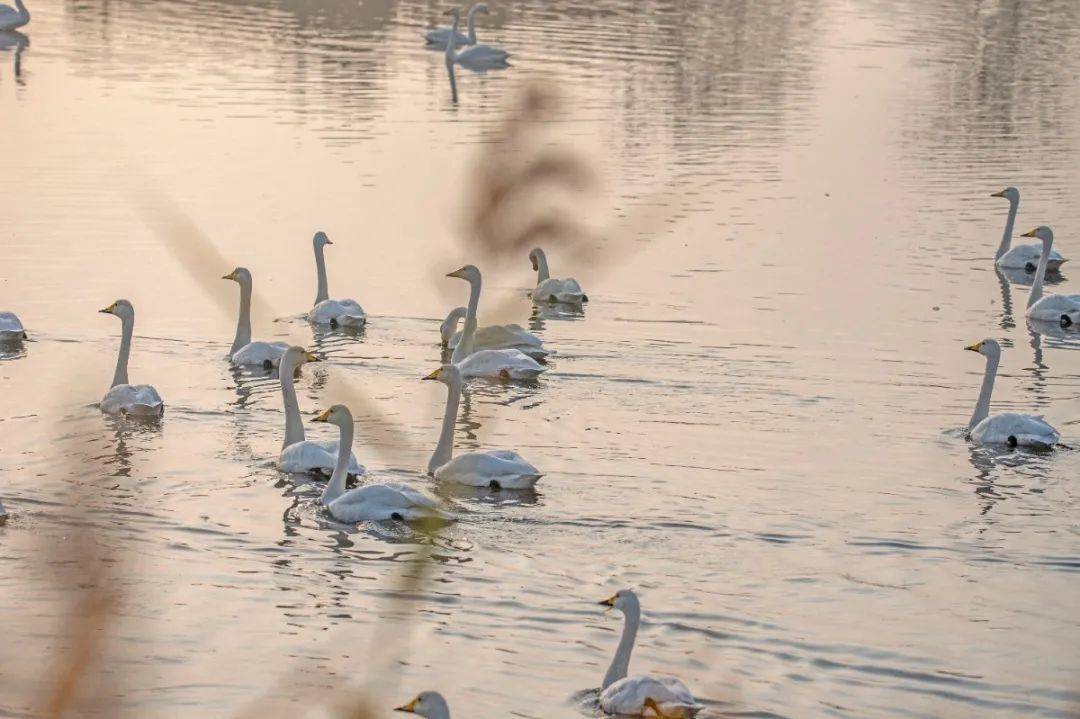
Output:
top-left (990, 190), bottom-right (1006, 198)
top-left (312, 409), bottom-right (332, 423)
top-left (395, 697), bottom-right (419, 713)
top-left (98, 303), bottom-right (116, 314)
top-left (598, 594), bottom-right (616, 607)
top-left (222, 270), bottom-right (236, 280)
top-left (422, 368), bottom-right (442, 381)
top-left (965, 341), bottom-right (984, 352)
top-left (446, 266), bottom-right (468, 278)
top-left (304, 351), bottom-right (320, 363)
top-left (1021, 228), bottom-right (1037, 237)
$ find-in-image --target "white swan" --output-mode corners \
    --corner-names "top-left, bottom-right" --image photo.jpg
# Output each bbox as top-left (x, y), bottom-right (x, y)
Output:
top-left (424, 2), bottom-right (487, 48)
top-left (423, 364), bottom-right (541, 489)
top-left (964, 339), bottom-right (1059, 448)
top-left (313, 404), bottom-right (449, 523)
top-left (1020, 227), bottom-right (1080, 326)
top-left (307, 232), bottom-right (367, 328)
top-left (443, 8), bottom-right (509, 70)
top-left (98, 300), bottom-right (164, 417)
top-left (0, 0), bottom-right (29, 31)
top-left (529, 247), bottom-right (587, 303)
top-left (447, 265), bottom-right (546, 380)
top-left (597, 589), bottom-right (697, 718)
top-left (276, 346), bottom-right (365, 478)
top-left (223, 267), bottom-right (289, 368)
top-left (991, 188), bottom-right (1066, 271)
top-left (440, 306), bottom-right (548, 360)
top-left (0, 311), bottom-right (26, 341)
top-left (396, 691), bottom-right (451, 719)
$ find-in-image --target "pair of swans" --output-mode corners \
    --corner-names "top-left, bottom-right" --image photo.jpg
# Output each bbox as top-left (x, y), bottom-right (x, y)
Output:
top-left (1020, 226), bottom-right (1080, 326)
top-left (394, 590), bottom-right (697, 719)
top-left (441, 7), bottom-right (509, 69)
top-left (425, 3), bottom-right (488, 48)
top-left (98, 300), bottom-right (164, 417)
top-left (440, 306), bottom-right (548, 360)
top-left (529, 247), bottom-right (587, 304)
top-left (965, 338), bottom-right (1059, 448)
top-left (0, 311), bottom-right (25, 341)
top-left (0, 0), bottom-right (28, 31)
top-left (991, 187), bottom-right (1066, 271)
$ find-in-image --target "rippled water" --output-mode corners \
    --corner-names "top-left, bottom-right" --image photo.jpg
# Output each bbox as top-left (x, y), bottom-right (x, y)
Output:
top-left (2, 0), bottom-right (1079, 717)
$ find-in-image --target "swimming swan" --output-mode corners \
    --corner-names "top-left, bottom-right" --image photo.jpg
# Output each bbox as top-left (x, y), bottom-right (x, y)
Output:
top-left (424, 2), bottom-right (487, 48)
top-left (307, 232), bottom-right (367, 328)
top-left (1020, 227), bottom-right (1080, 326)
top-left (447, 265), bottom-right (546, 379)
top-left (0, 0), bottom-right (29, 31)
top-left (443, 7), bottom-right (509, 70)
top-left (440, 306), bottom-right (548, 360)
top-left (313, 404), bottom-right (449, 523)
top-left (395, 691), bottom-right (451, 719)
top-left (98, 300), bottom-right (164, 417)
top-left (223, 267), bottom-right (289, 368)
top-left (423, 364), bottom-right (541, 489)
top-left (529, 247), bottom-right (587, 303)
top-left (276, 346), bottom-right (365, 477)
top-left (964, 339), bottom-right (1059, 448)
top-left (596, 589), bottom-right (698, 717)
top-left (0, 311), bottom-right (26, 341)
top-left (991, 188), bottom-right (1065, 271)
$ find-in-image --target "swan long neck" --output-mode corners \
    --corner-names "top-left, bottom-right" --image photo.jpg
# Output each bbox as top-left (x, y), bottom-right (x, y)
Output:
top-left (429, 376), bottom-right (462, 474)
top-left (441, 307), bottom-right (467, 345)
top-left (995, 197), bottom-right (1018, 260)
top-left (320, 419), bottom-right (353, 505)
top-left (1027, 234), bottom-right (1053, 308)
top-left (14, 0), bottom-right (27, 15)
top-left (602, 606), bottom-right (639, 690)
top-left (535, 252), bottom-right (550, 283)
top-left (466, 5), bottom-right (480, 44)
top-left (314, 243), bottom-right (329, 305)
top-left (231, 281), bottom-right (253, 355)
top-left (969, 354), bottom-right (998, 431)
top-left (445, 12), bottom-right (460, 61)
top-left (112, 314), bottom-right (133, 388)
top-left (451, 277), bottom-right (481, 363)
top-left (280, 359), bottom-right (306, 448)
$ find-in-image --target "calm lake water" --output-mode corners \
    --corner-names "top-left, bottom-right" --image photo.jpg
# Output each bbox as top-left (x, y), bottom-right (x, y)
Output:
top-left (1, 0), bottom-right (1079, 717)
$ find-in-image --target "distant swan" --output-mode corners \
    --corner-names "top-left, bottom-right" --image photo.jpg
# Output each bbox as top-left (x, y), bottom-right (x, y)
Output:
top-left (0, 311), bottom-right (26, 341)
top-left (276, 346), bottom-right (364, 478)
top-left (440, 306), bottom-right (548, 360)
top-left (98, 300), bottom-right (164, 417)
top-left (424, 2), bottom-right (487, 48)
top-left (596, 589), bottom-right (698, 717)
top-left (1020, 227), bottom-right (1080, 326)
top-left (529, 247), bottom-right (587, 303)
top-left (0, 0), bottom-right (29, 31)
top-left (395, 691), bottom-right (451, 719)
top-left (964, 339), bottom-right (1059, 448)
top-left (424, 363), bottom-right (541, 489)
top-left (991, 188), bottom-right (1066, 271)
top-left (443, 7), bottom-right (509, 70)
top-left (307, 232), bottom-right (367, 328)
top-left (313, 404), bottom-right (449, 523)
top-left (223, 267), bottom-right (288, 368)
top-left (447, 265), bottom-right (546, 379)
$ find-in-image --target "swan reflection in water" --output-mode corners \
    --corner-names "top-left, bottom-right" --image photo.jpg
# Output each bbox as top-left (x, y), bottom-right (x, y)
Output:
top-left (0, 30), bottom-right (26, 80)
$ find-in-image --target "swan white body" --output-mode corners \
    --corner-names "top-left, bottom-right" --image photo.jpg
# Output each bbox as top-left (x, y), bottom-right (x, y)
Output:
top-left (441, 306), bottom-right (549, 360)
top-left (314, 405), bottom-right (448, 523)
top-left (425, 2), bottom-right (486, 47)
top-left (964, 339), bottom-right (1059, 449)
top-left (1020, 227), bottom-right (1080, 325)
top-left (276, 347), bottom-right (364, 477)
top-left (0, 0), bottom-right (29, 31)
top-left (307, 232), bottom-right (367, 327)
top-left (529, 247), bottom-right (587, 303)
top-left (396, 691), bottom-right (451, 719)
top-left (597, 590), bottom-right (697, 717)
top-left (991, 188), bottom-right (1066, 271)
top-left (447, 265), bottom-right (547, 379)
top-left (98, 300), bottom-right (164, 417)
top-left (424, 364), bottom-right (542, 489)
top-left (223, 267), bottom-right (289, 368)
top-left (0, 311), bottom-right (26, 341)
top-left (443, 7), bottom-right (509, 70)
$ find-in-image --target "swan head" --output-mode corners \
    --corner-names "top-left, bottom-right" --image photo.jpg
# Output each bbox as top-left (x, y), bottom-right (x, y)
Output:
top-left (423, 363), bottom-right (463, 386)
top-left (313, 231), bottom-right (333, 248)
top-left (528, 247), bottom-right (546, 271)
top-left (222, 267), bottom-right (252, 285)
top-left (440, 307), bottom-right (468, 344)
top-left (964, 339), bottom-right (1001, 360)
top-left (282, 345), bottom-right (319, 372)
top-left (395, 691), bottom-right (449, 717)
top-left (446, 264), bottom-right (481, 284)
top-left (98, 299), bottom-right (134, 321)
top-left (1021, 226), bottom-right (1053, 245)
top-left (990, 186), bottom-right (1019, 203)
top-left (599, 588), bottom-right (640, 617)
top-left (312, 404), bottom-right (352, 428)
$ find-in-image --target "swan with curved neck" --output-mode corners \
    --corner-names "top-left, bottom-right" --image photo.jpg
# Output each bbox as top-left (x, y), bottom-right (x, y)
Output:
top-left (0, 0), bottom-right (29, 31)
top-left (313, 404), bottom-right (448, 523)
top-left (0, 311), bottom-right (26, 342)
top-left (395, 691), bottom-right (451, 719)
top-left (423, 364), bottom-right (541, 488)
top-left (97, 300), bottom-right (164, 417)
top-left (446, 265), bottom-right (546, 379)
top-left (596, 589), bottom-right (697, 716)
top-left (963, 339), bottom-right (1058, 448)
top-left (528, 248), bottom-right (587, 303)
top-left (308, 232), bottom-right (367, 328)
top-left (440, 305), bottom-right (548, 359)
top-left (990, 188), bottom-right (1065, 271)
top-left (1020, 226), bottom-right (1080, 326)
top-left (223, 267), bottom-right (289, 368)
top-left (425, 3), bottom-right (488, 48)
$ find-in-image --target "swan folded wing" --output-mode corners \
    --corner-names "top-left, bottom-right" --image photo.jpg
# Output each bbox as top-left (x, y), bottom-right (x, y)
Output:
top-left (971, 412), bottom-right (1059, 447)
top-left (101, 384), bottom-right (164, 416)
top-left (457, 348), bottom-right (546, 379)
top-left (0, 311), bottom-right (24, 339)
top-left (434, 450), bottom-right (542, 488)
top-left (997, 244), bottom-right (1066, 270)
top-left (278, 440), bottom-right (365, 476)
top-left (231, 341), bottom-right (290, 366)
top-left (309, 299), bottom-right (367, 327)
top-left (600, 675), bottom-right (696, 716)
top-left (450, 324), bottom-right (548, 358)
top-left (533, 277), bottom-right (586, 303)
top-left (457, 45), bottom-right (509, 63)
top-left (327, 483), bottom-right (448, 522)
top-left (1026, 293), bottom-right (1080, 322)
top-left (425, 27), bottom-right (467, 45)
